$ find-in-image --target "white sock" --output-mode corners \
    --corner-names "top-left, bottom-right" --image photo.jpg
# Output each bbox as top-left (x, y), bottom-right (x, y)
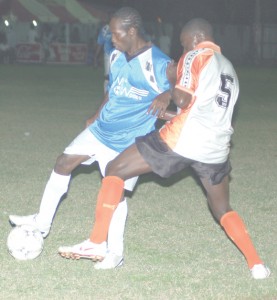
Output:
top-left (107, 198), bottom-right (128, 256)
top-left (36, 171), bottom-right (71, 227)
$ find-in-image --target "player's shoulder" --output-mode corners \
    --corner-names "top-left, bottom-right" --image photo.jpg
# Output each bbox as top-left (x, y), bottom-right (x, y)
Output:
top-left (150, 44), bottom-right (171, 63)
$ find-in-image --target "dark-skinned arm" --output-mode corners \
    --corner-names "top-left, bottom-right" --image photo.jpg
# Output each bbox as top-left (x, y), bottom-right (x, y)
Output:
top-left (158, 88), bottom-right (193, 121)
top-left (172, 87), bottom-right (192, 110)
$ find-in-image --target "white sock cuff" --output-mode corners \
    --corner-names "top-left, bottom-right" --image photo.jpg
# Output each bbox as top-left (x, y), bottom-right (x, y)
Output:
top-left (51, 170), bottom-right (71, 184)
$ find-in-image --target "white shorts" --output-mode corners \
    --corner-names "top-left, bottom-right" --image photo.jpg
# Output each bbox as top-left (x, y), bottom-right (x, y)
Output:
top-left (64, 128), bottom-right (138, 191)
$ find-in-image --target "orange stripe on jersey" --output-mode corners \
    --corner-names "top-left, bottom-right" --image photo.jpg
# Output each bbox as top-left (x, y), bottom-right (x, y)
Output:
top-left (159, 109), bottom-right (189, 150)
top-left (159, 42), bottom-right (221, 150)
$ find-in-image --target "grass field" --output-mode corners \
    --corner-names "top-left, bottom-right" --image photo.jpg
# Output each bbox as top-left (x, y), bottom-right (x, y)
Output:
top-left (0, 64), bottom-right (277, 300)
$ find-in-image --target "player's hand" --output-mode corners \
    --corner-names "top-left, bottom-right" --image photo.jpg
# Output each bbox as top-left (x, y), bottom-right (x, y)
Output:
top-left (147, 90), bottom-right (171, 119)
top-left (166, 60), bottom-right (177, 87)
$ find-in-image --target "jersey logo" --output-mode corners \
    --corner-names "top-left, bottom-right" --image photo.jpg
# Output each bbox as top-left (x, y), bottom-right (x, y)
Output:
top-left (216, 73), bottom-right (234, 108)
top-left (113, 77), bottom-right (149, 100)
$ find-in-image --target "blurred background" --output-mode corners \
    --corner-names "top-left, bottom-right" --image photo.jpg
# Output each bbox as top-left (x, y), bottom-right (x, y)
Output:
top-left (0, 0), bottom-right (276, 66)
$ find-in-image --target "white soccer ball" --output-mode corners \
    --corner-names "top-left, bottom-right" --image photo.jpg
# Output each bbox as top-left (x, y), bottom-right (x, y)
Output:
top-left (7, 225), bottom-right (44, 260)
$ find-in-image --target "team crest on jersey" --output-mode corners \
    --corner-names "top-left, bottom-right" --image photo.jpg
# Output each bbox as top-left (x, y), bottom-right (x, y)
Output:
top-left (113, 77), bottom-right (148, 100)
top-left (145, 61), bottom-right (156, 84)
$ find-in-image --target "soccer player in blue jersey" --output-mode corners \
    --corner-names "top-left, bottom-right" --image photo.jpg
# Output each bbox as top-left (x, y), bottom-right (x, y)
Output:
top-left (9, 7), bottom-right (175, 269)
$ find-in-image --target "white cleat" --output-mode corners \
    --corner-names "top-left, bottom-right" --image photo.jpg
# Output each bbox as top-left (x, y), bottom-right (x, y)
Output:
top-left (58, 240), bottom-right (107, 261)
top-left (251, 264), bottom-right (271, 279)
top-left (94, 252), bottom-right (124, 270)
top-left (9, 214), bottom-right (50, 238)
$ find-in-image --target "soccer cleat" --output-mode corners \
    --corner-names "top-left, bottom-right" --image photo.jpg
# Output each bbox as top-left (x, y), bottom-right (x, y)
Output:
top-left (94, 252), bottom-right (124, 270)
top-left (58, 240), bottom-right (107, 261)
top-left (250, 264), bottom-right (271, 279)
top-left (9, 214), bottom-right (50, 238)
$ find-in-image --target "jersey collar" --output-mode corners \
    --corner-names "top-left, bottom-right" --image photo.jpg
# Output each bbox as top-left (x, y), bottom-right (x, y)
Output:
top-left (195, 41), bottom-right (221, 53)
top-left (125, 44), bottom-right (152, 62)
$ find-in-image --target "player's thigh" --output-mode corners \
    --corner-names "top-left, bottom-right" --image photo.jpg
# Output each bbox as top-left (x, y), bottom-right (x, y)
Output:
top-left (54, 154), bottom-right (90, 175)
top-left (106, 144), bottom-right (152, 180)
top-left (56, 128), bottom-right (99, 174)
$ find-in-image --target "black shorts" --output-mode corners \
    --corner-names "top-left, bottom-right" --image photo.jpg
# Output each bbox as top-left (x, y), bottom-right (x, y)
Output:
top-left (136, 131), bottom-right (231, 185)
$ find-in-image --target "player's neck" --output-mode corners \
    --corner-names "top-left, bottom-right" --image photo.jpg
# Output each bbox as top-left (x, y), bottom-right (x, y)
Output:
top-left (127, 39), bottom-right (151, 57)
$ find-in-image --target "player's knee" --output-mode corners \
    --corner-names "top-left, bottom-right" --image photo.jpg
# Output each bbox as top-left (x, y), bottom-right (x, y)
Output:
top-left (211, 206), bottom-right (232, 223)
top-left (106, 160), bottom-right (125, 178)
top-left (54, 154), bottom-right (72, 175)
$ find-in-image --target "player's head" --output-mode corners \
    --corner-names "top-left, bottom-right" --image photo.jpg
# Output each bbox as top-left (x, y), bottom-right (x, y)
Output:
top-left (180, 18), bottom-right (214, 52)
top-left (109, 7), bottom-right (146, 53)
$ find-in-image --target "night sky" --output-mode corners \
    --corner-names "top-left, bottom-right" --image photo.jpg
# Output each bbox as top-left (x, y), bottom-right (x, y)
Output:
top-left (88, 0), bottom-right (277, 25)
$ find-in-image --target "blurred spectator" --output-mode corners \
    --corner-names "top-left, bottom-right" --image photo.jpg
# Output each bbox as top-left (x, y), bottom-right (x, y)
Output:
top-left (70, 26), bottom-right (81, 43)
top-left (94, 20), bottom-right (114, 93)
top-left (6, 26), bottom-right (16, 63)
top-left (41, 25), bottom-right (54, 63)
top-left (28, 23), bottom-right (39, 44)
top-left (159, 25), bottom-right (171, 56)
top-left (0, 31), bottom-right (14, 64)
top-left (87, 37), bottom-right (95, 65)
top-left (57, 25), bottom-right (66, 43)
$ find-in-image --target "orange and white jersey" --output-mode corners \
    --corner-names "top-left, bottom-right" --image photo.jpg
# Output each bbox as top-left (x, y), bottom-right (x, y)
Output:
top-left (160, 41), bottom-right (239, 164)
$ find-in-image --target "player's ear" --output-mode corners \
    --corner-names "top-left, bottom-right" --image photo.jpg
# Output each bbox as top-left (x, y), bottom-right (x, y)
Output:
top-left (191, 34), bottom-right (199, 49)
top-left (195, 32), bottom-right (205, 43)
top-left (128, 27), bottom-right (136, 37)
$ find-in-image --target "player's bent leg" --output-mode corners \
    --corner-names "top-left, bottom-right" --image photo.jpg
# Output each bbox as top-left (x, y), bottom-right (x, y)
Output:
top-left (9, 154), bottom-right (91, 237)
top-left (54, 153), bottom-right (91, 175)
top-left (88, 145), bottom-right (152, 245)
top-left (200, 176), bottom-right (270, 279)
top-left (106, 144), bottom-right (152, 180)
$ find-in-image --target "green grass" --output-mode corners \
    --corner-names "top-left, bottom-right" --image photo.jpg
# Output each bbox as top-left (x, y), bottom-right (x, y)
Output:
top-left (0, 64), bottom-right (277, 300)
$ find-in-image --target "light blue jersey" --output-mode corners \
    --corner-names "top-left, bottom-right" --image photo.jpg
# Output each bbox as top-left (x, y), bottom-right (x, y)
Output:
top-left (89, 45), bottom-right (171, 152)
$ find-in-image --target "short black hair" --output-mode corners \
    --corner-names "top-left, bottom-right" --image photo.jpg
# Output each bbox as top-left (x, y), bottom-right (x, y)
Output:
top-left (182, 18), bottom-right (213, 38)
top-left (112, 7), bottom-right (146, 39)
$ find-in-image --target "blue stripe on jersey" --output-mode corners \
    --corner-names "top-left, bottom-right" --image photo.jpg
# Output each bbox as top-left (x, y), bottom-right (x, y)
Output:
top-left (89, 45), bottom-right (171, 152)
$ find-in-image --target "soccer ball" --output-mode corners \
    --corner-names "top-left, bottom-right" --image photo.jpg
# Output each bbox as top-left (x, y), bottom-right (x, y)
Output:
top-left (7, 225), bottom-right (44, 260)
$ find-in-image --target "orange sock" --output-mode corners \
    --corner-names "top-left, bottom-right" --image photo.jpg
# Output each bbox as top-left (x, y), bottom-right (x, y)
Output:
top-left (220, 211), bottom-right (262, 268)
top-left (90, 176), bottom-right (124, 244)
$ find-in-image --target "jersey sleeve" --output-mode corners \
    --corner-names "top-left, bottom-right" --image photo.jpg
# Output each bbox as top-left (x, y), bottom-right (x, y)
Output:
top-left (152, 49), bottom-right (172, 93)
top-left (176, 49), bottom-right (213, 95)
top-left (156, 60), bottom-right (172, 92)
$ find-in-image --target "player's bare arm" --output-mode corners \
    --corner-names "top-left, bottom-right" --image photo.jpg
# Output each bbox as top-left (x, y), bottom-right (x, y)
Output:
top-left (147, 90), bottom-right (171, 118)
top-left (86, 92), bottom-right (109, 127)
top-left (172, 87), bottom-right (192, 109)
top-left (159, 110), bottom-right (177, 121)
